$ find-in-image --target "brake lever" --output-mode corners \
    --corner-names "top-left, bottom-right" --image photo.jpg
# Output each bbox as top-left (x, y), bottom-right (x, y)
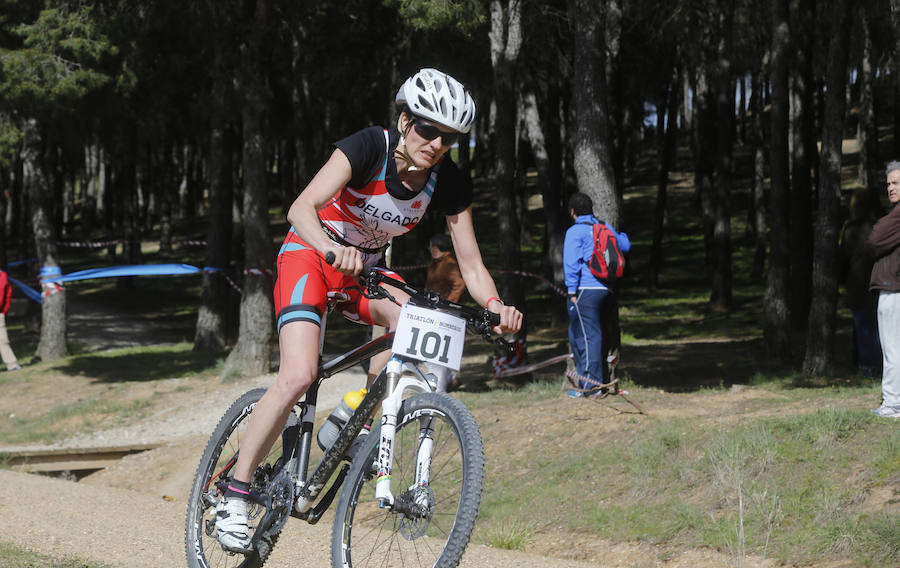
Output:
top-left (362, 270), bottom-right (402, 305)
top-left (473, 317), bottom-right (514, 356)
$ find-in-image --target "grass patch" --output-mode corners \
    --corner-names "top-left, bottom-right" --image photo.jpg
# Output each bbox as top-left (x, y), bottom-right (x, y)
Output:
top-left (472, 384), bottom-right (900, 565)
top-left (484, 518), bottom-right (539, 550)
top-left (0, 392), bottom-right (154, 445)
top-left (0, 343), bottom-right (224, 445)
top-left (0, 541), bottom-right (110, 567)
top-left (51, 343), bottom-right (221, 383)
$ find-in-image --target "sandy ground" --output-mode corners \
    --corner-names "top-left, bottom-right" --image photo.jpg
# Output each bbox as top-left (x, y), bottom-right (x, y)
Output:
top-left (1, 468), bottom-right (608, 568)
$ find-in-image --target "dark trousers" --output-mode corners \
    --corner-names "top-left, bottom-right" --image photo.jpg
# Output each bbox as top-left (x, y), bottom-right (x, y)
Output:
top-left (852, 307), bottom-right (881, 375)
top-left (568, 288), bottom-right (611, 386)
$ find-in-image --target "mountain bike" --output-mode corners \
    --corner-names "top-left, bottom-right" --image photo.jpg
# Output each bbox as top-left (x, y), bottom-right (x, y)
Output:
top-left (185, 261), bottom-right (508, 568)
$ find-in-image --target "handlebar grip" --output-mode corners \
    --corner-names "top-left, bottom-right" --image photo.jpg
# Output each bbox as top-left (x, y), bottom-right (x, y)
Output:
top-left (488, 311), bottom-right (501, 327)
top-left (324, 250), bottom-right (374, 279)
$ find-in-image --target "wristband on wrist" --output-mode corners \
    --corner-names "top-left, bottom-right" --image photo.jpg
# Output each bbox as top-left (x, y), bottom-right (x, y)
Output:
top-left (485, 296), bottom-right (503, 309)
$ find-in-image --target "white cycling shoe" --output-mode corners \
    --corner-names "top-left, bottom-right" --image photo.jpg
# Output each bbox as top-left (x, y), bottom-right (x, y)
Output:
top-left (216, 497), bottom-right (252, 553)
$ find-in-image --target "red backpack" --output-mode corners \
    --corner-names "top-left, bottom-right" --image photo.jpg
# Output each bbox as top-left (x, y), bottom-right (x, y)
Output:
top-left (581, 222), bottom-right (625, 282)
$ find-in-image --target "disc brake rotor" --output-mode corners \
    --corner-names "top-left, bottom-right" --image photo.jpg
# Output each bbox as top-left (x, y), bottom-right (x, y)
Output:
top-left (397, 485), bottom-right (435, 540)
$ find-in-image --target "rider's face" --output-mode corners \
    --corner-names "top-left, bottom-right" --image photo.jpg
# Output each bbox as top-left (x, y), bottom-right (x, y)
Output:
top-left (401, 113), bottom-right (456, 168)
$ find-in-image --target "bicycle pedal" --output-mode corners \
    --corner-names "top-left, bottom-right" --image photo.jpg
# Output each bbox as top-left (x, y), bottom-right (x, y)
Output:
top-left (220, 542), bottom-right (254, 556)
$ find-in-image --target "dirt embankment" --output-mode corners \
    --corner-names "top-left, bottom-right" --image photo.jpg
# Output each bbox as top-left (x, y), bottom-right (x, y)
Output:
top-left (0, 369), bottom-right (797, 568)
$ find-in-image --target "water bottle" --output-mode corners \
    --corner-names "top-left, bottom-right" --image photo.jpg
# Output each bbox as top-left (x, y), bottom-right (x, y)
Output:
top-left (317, 387), bottom-right (367, 450)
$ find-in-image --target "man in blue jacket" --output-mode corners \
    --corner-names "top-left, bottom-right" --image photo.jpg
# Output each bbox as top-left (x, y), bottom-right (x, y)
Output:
top-left (564, 192), bottom-right (631, 398)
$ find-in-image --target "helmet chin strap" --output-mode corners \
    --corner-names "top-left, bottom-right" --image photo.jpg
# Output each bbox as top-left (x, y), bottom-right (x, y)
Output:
top-left (395, 115), bottom-right (423, 173)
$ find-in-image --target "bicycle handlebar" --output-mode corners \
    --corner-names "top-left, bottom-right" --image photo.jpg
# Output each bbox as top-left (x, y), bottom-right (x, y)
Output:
top-left (322, 250), bottom-right (503, 338)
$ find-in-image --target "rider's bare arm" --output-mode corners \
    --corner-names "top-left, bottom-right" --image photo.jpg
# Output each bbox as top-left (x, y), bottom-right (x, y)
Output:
top-left (287, 149), bottom-right (363, 275)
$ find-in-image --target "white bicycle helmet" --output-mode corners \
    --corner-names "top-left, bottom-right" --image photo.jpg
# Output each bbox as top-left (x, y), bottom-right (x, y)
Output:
top-left (395, 68), bottom-right (476, 133)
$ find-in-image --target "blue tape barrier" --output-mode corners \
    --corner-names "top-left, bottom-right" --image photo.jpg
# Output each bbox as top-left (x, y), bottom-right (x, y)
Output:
top-left (13, 264), bottom-right (203, 304)
top-left (8, 258), bottom-right (37, 268)
top-left (43, 263), bottom-right (201, 283)
top-left (8, 276), bottom-right (43, 303)
top-left (39, 266), bottom-right (62, 278)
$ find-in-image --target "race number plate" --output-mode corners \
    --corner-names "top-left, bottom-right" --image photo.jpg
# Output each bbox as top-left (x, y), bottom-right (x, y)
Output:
top-left (392, 304), bottom-right (466, 371)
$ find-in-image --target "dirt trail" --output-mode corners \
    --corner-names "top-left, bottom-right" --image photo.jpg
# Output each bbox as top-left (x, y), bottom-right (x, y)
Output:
top-left (1, 467), bottom-right (781, 568)
top-left (1, 469), bottom-right (605, 568)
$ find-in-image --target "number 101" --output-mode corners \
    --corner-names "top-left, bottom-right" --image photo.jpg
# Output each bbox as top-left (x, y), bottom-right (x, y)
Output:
top-left (404, 327), bottom-right (451, 364)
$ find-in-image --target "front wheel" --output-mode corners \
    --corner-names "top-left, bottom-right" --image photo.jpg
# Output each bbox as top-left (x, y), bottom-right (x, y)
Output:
top-left (185, 388), bottom-right (298, 568)
top-left (331, 392), bottom-right (484, 568)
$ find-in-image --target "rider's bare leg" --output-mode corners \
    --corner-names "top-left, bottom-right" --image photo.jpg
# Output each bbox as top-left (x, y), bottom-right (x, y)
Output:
top-left (231, 321), bottom-right (321, 483)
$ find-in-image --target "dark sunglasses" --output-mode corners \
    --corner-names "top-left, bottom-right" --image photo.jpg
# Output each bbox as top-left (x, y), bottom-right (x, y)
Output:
top-left (412, 120), bottom-right (459, 147)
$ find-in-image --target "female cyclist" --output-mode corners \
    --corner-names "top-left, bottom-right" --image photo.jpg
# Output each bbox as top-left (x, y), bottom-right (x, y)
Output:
top-left (215, 68), bottom-right (524, 552)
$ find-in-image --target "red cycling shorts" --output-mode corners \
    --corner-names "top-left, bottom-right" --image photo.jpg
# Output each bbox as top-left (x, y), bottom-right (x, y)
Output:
top-left (273, 230), bottom-right (404, 333)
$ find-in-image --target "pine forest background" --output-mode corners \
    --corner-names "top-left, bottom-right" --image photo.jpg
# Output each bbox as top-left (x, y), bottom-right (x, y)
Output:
top-left (0, 0), bottom-right (897, 381)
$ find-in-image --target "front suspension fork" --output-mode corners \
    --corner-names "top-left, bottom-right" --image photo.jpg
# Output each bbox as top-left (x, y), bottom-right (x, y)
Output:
top-left (374, 357), bottom-right (434, 508)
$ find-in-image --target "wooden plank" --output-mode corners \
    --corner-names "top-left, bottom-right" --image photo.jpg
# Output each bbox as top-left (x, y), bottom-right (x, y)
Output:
top-left (1, 444), bottom-right (161, 473)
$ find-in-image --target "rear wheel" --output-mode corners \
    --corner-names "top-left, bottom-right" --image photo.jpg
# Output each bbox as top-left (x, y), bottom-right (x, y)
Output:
top-left (185, 389), bottom-right (299, 568)
top-left (331, 392), bottom-right (484, 568)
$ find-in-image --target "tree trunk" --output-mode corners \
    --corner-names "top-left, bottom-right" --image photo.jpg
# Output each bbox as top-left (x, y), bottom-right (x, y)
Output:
top-left (693, 70), bottom-right (716, 268)
top-left (195, 22), bottom-right (235, 353)
top-left (606, 0), bottom-right (625, 201)
top-left (117, 129), bottom-right (141, 290)
top-left (648, 65), bottom-right (680, 291)
top-left (158, 145), bottom-right (175, 255)
top-left (681, 70), bottom-right (693, 133)
top-left (856, 6), bottom-right (879, 205)
top-left (514, 119), bottom-right (529, 246)
top-left (545, 81), bottom-right (564, 202)
top-left (521, 88), bottom-right (566, 320)
top-left (83, 143), bottom-right (101, 233)
top-left (12, 155), bottom-right (26, 251)
top-left (749, 69), bottom-right (767, 280)
top-left (802, 0), bottom-right (851, 377)
top-left (569, 0), bottom-right (618, 227)
top-left (489, 0), bottom-right (527, 344)
top-left (709, 0), bottom-right (734, 311)
top-left (894, 0), bottom-right (900, 156)
top-left (790, 0), bottom-right (816, 331)
top-left (765, 0), bottom-right (792, 362)
top-left (568, 0), bottom-right (622, 352)
top-left (223, 0), bottom-right (275, 378)
top-left (22, 120), bottom-right (67, 361)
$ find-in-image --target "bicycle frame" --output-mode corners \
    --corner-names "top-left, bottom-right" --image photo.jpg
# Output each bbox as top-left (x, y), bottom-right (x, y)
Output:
top-left (286, 327), bottom-right (440, 522)
top-left (277, 267), bottom-right (502, 524)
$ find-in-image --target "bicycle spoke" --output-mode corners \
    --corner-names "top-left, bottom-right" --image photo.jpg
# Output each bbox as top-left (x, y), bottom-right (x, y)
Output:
top-left (333, 393), bottom-right (484, 568)
top-left (186, 389), bottom-right (297, 568)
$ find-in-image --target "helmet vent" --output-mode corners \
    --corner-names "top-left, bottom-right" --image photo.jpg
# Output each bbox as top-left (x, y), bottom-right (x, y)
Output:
top-left (395, 68), bottom-right (477, 133)
top-left (416, 94), bottom-right (435, 113)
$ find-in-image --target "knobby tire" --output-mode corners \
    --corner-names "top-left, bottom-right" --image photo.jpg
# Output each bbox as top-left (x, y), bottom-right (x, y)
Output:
top-left (185, 388), bottom-right (297, 568)
top-left (331, 392), bottom-right (484, 568)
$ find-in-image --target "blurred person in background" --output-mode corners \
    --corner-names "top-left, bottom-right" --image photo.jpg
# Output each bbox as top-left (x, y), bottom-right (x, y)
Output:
top-left (0, 269), bottom-right (21, 372)
top-left (866, 161), bottom-right (900, 419)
